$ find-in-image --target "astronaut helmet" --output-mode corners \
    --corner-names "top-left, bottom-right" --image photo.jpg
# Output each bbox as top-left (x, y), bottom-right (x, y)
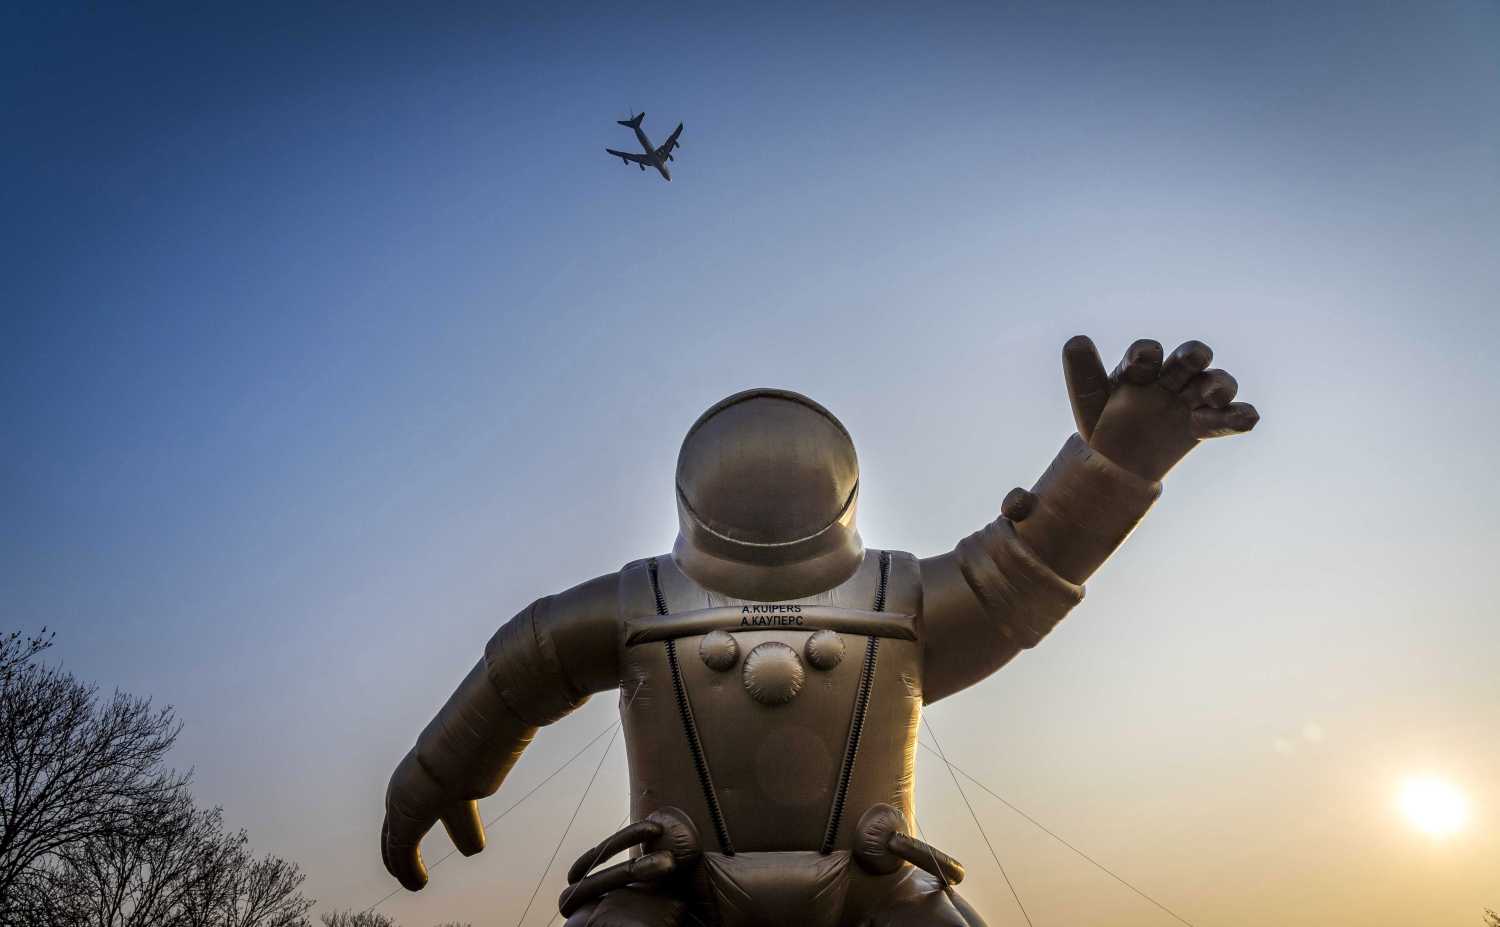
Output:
top-left (672, 388), bottom-right (865, 601)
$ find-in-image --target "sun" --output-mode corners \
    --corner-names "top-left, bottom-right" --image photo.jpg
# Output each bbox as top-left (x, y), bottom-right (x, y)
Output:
top-left (1398, 776), bottom-right (1470, 838)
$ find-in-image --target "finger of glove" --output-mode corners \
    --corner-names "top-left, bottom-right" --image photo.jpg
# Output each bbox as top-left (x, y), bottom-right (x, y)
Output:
top-left (1181, 368), bottom-right (1238, 409)
top-left (559, 851), bottom-right (676, 918)
top-left (382, 809), bottom-right (431, 891)
top-left (1159, 340), bottom-right (1213, 392)
top-left (1109, 339), bottom-right (1163, 388)
top-left (567, 819), bottom-right (663, 884)
top-left (888, 832), bottom-right (967, 886)
top-left (1190, 402), bottom-right (1260, 438)
top-left (441, 799), bottom-right (486, 857)
top-left (1062, 335), bottom-right (1110, 440)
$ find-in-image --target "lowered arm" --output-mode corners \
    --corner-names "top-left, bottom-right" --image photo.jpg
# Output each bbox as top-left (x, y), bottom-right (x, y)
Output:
top-left (382, 572), bottom-right (622, 891)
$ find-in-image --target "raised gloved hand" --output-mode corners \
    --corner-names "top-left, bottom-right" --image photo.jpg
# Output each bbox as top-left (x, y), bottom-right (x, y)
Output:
top-left (381, 749), bottom-right (487, 892)
top-left (1061, 335), bottom-right (1259, 481)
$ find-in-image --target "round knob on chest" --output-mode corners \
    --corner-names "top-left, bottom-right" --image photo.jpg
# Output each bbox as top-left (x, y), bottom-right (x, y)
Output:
top-left (804, 629), bottom-right (845, 670)
top-left (742, 641), bottom-right (805, 706)
top-left (698, 630), bottom-right (739, 671)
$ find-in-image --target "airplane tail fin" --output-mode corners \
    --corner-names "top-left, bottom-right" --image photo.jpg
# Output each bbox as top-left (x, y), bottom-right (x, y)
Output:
top-left (617, 112), bottom-right (645, 129)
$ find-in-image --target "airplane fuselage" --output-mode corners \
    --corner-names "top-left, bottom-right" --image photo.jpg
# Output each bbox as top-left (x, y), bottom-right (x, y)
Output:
top-left (606, 114), bottom-right (679, 181)
top-left (632, 126), bottom-right (671, 181)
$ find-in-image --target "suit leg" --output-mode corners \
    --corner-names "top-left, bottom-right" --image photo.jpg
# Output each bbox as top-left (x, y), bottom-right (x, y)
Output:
top-left (563, 885), bottom-right (689, 927)
top-left (861, 869), bottom-right (988, 927)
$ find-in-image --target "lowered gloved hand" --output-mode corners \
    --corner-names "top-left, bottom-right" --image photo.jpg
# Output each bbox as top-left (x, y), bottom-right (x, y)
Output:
top-left (381, 748), bottom-right (488, 892)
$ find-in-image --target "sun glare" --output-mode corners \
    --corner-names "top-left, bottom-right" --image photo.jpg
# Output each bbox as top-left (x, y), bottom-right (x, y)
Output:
top-left (1398, 776), bottom-right (1469, 838)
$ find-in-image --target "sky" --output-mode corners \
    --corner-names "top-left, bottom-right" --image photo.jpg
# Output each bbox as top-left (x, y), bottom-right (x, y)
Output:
top-left (3, 1), bottom-right (1499, 924)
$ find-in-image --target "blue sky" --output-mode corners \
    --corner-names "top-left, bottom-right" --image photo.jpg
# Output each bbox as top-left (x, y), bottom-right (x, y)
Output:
top-left (4, 3), bottom-right (1499, 924)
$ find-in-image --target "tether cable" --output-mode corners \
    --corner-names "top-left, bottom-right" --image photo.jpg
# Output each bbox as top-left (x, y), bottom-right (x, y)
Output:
top-left (360, 720), bottom-right (621, 915)
top-left (515, 725), bottom-right (622, 926)
top-left (923, 716), bottom-right (1034, 927)
top-left (907, 787), bottom-right (953, 891)
top-left (917, 739), bottom-right (1199, 927)
top-left (514, 679), bottom-right (645, 927)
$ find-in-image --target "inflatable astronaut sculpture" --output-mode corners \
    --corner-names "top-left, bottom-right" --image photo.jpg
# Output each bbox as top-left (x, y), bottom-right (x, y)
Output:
top-left (381, 336), bottom-right (1259, 926)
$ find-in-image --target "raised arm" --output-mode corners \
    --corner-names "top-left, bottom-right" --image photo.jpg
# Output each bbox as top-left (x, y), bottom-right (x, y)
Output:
top-left (920, 336), bottom-right (1259, 702)
top-left (381, 571), bottom-right (622, 891)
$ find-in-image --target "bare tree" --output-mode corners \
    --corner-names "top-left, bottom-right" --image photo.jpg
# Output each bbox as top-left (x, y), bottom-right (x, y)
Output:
top-left (0, 630), bottom-right (53, 681)
top-left (28, 792), bottom-right (312, 926)
top-left (21, 793), bottom-right (239, 925)
top-left (212, 849), bottom-right (315, 927)
top-left (0, 629), bottom-right (184, 905)
top-left (320, 913), bottom-right (397, 927)
top-left (13, 797), bottom-right (313, 927)
top-left (0, 630), bottom-right (313, 926)
top-left (319, 914), bottom-right (470, 927)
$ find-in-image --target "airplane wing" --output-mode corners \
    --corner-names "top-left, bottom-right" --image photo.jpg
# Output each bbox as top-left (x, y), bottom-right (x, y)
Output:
top-left (653, 124), bottom-right (683, 160)
top-left (606, 148), bottom-right (653, 165)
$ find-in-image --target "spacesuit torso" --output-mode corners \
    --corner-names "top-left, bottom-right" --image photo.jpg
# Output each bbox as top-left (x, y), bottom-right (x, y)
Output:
top-left (623, 550), bottom-right (919, 855)
top-left (614, 550), bottom-right (922, 924)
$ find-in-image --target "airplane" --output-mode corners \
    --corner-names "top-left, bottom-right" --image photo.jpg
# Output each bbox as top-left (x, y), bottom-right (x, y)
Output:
top-left (605, 112), bottom-right (683, 182)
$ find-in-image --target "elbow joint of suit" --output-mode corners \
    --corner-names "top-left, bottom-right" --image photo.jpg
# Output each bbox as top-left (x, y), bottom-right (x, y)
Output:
top-left (954, 519), bottom-right (1083, 649)
top-left (483, 598), bottom-right (588, 726)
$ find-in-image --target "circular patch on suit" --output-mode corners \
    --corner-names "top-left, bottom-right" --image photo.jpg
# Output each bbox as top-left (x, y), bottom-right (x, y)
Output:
top-left (755, 725), bottom-right (834, 806)
top-left (698, 630), bottom-right (739, 671)
top-left (742, 641), bottom-right (805, 705)
top-left (804, 629), bottom-right (845, 670)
